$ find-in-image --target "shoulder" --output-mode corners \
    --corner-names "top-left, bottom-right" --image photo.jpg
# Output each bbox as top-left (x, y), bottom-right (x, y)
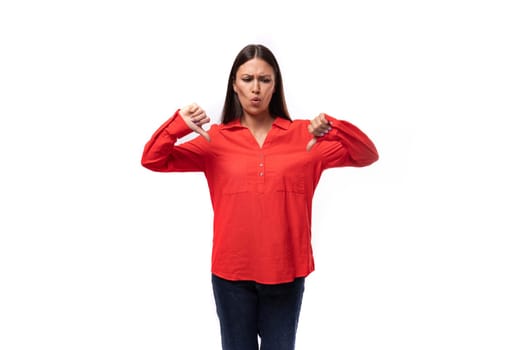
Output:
top-left (288, 118), bottom-right (310, 129)
top-left (214, 119), bottom-right (243, 132)
top-left (290, 118), bottom-right (309, 124)
top-left (208, 123), bottom-right (229, 134)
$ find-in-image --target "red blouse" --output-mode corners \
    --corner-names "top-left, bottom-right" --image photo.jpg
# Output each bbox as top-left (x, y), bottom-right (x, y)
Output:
top-left (141, 111), bottom-right (378, 284)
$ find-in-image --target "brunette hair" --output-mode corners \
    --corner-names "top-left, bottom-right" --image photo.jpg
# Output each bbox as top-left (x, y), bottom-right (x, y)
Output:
top-left (220, 44), bottom-right (291, 124)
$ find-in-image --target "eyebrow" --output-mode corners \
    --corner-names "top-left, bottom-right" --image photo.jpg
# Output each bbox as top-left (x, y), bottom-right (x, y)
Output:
top-left (240, 74), bottom-right (273, 78)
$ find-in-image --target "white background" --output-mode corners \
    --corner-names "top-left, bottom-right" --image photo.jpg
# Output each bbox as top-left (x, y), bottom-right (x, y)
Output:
top-left (1, 0), bottom-right (524, 349)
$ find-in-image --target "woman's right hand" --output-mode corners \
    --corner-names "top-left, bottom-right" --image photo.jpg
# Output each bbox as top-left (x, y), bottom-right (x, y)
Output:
top-left (179, 103), bottom-right (211, 142)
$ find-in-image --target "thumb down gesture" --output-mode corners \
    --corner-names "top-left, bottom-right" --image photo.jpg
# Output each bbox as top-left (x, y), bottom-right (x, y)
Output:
top-left (306, 113), bottom-right (332, 151)
top-left (179, 103), bottom-right (211, 142)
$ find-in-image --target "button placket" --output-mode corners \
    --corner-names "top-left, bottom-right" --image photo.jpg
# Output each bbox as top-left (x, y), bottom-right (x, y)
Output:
top-left (257, 153), bottom-right (265, 181)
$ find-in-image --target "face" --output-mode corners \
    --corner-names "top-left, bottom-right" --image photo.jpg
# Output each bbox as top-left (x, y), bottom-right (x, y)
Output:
top-left (233, 58), bottom-right (275, 118)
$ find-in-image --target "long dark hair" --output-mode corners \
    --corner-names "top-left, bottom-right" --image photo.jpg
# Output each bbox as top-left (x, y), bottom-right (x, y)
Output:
top-left (220, 44), bottom-right (291, 124)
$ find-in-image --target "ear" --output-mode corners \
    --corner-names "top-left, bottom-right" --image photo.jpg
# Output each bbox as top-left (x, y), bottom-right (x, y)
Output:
top-left (233, 82), bottom-right (238, 93)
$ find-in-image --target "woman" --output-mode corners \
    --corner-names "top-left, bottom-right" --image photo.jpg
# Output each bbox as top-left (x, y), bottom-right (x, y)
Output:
top-left (141, 44), bottom-right (379, 350)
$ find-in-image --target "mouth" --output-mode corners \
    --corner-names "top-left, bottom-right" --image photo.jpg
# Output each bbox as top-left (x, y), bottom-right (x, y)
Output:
top-left (250, 97), bottom-right (262, 106)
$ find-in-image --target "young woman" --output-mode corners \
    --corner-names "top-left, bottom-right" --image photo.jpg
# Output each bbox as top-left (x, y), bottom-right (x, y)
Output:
top-left (141, 44), bottom-right (379, 350)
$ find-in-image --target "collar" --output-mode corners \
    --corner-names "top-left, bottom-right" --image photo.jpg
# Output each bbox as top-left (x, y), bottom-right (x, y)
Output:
top-left (221, 116), bottom-right (291, 130)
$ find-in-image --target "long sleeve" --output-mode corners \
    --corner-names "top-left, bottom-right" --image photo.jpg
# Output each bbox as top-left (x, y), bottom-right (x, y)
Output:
top-left (141, 110), bottom-right (209, 172)
top-left (316, 114), bottom-right (379, 169)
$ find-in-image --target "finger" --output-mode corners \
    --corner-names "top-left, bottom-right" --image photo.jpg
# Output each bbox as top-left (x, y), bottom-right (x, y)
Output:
top-left (191, 106), bottom-right (203, 116)
top-left (193, 115), bottom-right (210, 128)
top-left (317, 121), bottom-right (332, 136)
top-left (310, 115), bottom-right (329, 132)
top-left (194, 125), bottom-right (211, 142)
top-left (184, 104), bottom-right (200, 117)
top-left (307, 124), bottom-right (314, 135)
top-left (188, 103), bottom-right (198, 113)
top-left (306, 137), bottom-right (317, 151)
top-left (190, 112), bottom-right (203, 123)
top-left (312, 127), bottom-right (330, 137)
top-left (321, 124), bottom-right (332, 134)
top-left (311, 118), bottom-right (321, 130)
top-left (184, 106), bottom-right (194, 115)
top-left (181, 105), bottom-right (196, 118)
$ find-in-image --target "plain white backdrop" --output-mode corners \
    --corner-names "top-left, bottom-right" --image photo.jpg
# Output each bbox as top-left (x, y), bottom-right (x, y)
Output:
top-left (1, 0), bottom-right (524, 349)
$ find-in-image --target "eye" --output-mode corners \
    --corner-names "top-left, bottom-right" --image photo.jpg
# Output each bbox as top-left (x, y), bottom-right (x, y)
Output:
top-left (260, 77), bottom-right (272, 83)
top-left (241, 76), bottom-right (253, 82)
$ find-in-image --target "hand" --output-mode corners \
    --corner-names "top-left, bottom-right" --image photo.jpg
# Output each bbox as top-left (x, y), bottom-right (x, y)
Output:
top-left (179, 103), bottom-right (211, 142)
top-left (306, 113), bottom-right (332, 151)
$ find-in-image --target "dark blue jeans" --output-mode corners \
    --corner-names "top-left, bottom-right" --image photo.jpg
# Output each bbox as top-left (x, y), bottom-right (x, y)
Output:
top-left (212, 274), bottom-right (305, 350)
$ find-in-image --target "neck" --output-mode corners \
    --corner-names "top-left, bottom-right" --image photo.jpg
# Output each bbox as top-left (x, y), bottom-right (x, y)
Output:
top-left (240, 113), bottom-right (275, 148)
top-left (241, 113), bottom-right (274, 132)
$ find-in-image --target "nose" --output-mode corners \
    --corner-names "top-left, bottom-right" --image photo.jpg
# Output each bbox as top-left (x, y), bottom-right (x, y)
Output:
top-left (251, 80), bottom-right (260, 94)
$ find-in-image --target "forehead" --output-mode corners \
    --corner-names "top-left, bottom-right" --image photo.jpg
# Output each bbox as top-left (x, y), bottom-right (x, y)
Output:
top-left (237, 58), bottom-right (274, 76)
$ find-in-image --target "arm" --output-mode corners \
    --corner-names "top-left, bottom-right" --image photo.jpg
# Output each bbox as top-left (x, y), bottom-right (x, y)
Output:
top-left (141, 109), bottom-right (210, 172)
top-left (308, 113), bottom-right (379, 168)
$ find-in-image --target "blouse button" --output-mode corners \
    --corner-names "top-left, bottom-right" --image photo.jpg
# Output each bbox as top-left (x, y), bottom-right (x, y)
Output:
top-left (259, 172), bottom-right (264, 176)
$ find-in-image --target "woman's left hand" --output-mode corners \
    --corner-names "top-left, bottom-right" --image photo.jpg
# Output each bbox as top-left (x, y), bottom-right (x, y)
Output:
top-left (306, 113), bottom-right (332, 151)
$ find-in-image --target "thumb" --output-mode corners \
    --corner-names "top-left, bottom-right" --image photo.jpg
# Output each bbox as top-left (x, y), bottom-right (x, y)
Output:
top-left (194, 125), bottom-right (211, 142)
top-left (306, 137), bottom-right (317, 151)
